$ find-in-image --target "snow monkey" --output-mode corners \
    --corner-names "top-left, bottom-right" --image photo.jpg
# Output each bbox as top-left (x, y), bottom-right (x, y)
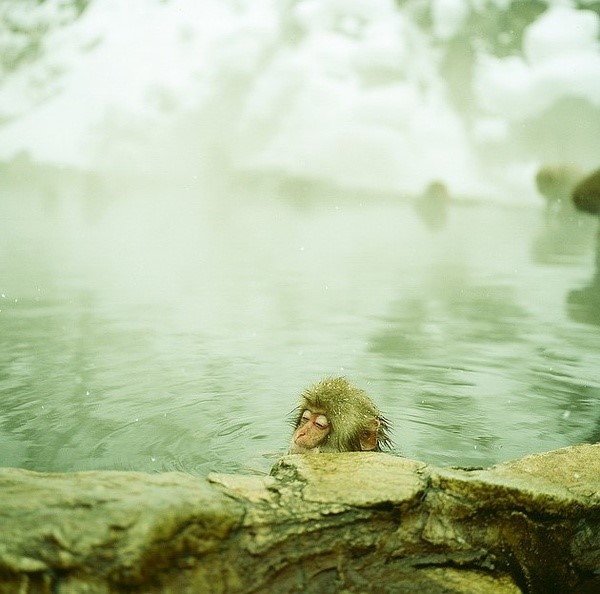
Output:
top-left (289, 377), bottom-right (392, 454)
top-left (572, 168), bottom-right (600, 215)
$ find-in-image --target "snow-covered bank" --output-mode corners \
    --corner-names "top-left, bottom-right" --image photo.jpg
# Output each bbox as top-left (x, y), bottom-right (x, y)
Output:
top-left (1, 0), bottom-right (599, 203)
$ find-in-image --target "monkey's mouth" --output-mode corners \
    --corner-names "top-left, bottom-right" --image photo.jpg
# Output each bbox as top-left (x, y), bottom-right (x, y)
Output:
top-left (289, 442), bottom-right (320, 454)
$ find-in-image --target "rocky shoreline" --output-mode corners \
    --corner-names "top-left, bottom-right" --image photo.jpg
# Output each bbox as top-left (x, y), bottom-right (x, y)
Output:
top-left (1, 443), bottom-right (598, 593)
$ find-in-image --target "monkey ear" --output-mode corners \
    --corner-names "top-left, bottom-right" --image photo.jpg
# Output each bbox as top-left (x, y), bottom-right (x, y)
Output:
top-left (359, 419), bottom-right (380, 451)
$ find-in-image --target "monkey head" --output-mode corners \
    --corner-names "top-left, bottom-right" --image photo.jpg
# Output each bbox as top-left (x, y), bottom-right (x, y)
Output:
top-left (289, 377), bottom-right (392, 454)
top-left (572, 168), bottom-right (600, 215)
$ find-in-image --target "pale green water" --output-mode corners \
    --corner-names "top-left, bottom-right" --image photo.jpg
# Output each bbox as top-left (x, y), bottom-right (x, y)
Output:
top-left (1, 179), bottom-right (599, 475)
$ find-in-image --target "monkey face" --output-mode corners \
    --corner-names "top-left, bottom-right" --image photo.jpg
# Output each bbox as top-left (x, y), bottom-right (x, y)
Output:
top-left (289, 377), bottom-right (393, 454)
top-left (290, 409), bottom-right (330, 453)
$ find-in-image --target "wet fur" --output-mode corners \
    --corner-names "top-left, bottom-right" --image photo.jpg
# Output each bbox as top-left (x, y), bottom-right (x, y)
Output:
top-left (291, 377), bottom-right (392, 452)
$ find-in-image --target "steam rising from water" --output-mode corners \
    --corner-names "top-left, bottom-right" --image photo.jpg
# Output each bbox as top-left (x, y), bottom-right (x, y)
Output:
top-left (1, 1), bottom-right (600, 475)
top-left (1, 0), bottom-right (599, 202)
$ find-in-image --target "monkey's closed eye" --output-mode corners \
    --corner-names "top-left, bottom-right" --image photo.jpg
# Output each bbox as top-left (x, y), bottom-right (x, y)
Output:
top-left (315, 415), bottom-right (329, 429)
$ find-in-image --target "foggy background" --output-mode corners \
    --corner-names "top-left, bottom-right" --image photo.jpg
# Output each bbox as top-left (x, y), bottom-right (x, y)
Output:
top-left (2, 0), bottom-right (600, 197)
top-left (0, 0), bottom-right (599, 475)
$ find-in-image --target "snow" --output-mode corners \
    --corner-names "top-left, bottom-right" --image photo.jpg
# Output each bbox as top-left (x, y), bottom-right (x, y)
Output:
top-left (431, 0), bottom-right (469, 41)
top-left (0, 0), bottom-right (598, 201)
top-left (475, 6), bottom-right (600, 119)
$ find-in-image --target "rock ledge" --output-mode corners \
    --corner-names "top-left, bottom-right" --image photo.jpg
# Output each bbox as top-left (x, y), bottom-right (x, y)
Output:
top-left (0, 444), bottom-right (598, 593)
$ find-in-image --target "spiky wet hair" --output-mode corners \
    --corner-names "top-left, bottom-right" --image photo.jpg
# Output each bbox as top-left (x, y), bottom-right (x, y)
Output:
top-left (293, 377), bottom-right (392, 452)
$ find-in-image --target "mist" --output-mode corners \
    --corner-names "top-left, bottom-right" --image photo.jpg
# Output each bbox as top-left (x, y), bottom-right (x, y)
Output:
top-left (2, 0), bottom-right (599, 200)
top-left (0, 0), bottom-right (599, 475)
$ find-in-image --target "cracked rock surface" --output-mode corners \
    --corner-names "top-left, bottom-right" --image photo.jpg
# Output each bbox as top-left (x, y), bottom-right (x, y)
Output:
top-left (0, 444), bottom-right (598, 593)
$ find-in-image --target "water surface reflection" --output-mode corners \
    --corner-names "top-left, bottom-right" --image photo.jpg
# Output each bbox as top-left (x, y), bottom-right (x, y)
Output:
top-left (0, 182), bottom-right (599, 475)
